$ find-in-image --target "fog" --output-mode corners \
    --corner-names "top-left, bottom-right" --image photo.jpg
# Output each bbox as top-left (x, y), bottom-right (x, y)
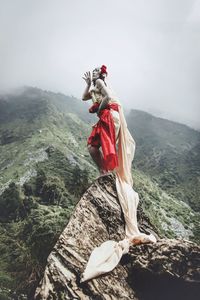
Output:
top-left (0, 0), bottom-right (199, 129)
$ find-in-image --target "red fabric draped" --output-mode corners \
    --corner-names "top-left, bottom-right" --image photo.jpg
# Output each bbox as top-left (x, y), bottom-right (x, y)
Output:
top-left (87, 103), bottom-right (119, 171)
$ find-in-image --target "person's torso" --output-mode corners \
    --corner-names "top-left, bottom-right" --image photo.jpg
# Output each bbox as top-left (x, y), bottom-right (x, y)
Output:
top-left (91, 83), bottom-right (120, 104)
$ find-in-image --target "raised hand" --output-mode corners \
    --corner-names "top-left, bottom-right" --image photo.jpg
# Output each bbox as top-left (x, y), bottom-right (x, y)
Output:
top-left (82, 71), bottom-right (91, 86)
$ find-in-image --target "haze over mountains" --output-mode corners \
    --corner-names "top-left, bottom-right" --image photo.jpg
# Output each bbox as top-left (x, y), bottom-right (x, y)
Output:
top-left (0, 86), bottom-right (199, 299)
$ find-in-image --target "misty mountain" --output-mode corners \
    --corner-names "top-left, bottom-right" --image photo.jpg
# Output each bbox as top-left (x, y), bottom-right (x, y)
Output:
top-left (127, 109), bottom-right (200, 211)
top-left (0, 87), bottom-right (199, 299)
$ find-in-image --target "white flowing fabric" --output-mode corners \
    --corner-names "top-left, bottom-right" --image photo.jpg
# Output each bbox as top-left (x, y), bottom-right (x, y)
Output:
top-left (81, 105), bottom-right (156, 283)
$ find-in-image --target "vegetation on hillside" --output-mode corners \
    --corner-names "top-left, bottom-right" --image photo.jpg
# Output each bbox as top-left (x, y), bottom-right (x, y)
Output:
top-left (0, 87), bottom-right (199, 299)
top-left (127, 109), bottom-right (200, 211)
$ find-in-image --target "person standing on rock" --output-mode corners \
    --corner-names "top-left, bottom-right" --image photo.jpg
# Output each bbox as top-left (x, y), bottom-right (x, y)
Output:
top-left (82, 65), bottom-right (123, 176)
top-left (81, 65), bottom-right (156, 282)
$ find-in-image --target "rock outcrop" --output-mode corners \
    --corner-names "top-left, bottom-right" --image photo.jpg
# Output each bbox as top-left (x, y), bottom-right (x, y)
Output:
top-left (35, 175), bottom-right (200, 300)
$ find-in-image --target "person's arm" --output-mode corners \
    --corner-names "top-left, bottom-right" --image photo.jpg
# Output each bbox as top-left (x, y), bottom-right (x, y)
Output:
top-left (82, 71), bottom-right (92, 101)
top-left (95, 79), bottom-right (112, 115)
top-left (82, 84), bottom-right (92, 101)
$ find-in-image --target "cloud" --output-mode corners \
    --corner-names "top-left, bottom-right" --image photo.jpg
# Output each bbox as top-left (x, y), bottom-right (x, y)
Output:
top-left (0, 0), bottom-right (199, 129)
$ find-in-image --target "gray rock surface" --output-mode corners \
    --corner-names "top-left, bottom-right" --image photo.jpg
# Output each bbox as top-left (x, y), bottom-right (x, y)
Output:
top-left (35, 174), bottom-right (200, 300)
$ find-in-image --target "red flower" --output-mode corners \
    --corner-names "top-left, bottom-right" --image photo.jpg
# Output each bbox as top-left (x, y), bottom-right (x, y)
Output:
top-left (101, 65), bottom-right (107, 75)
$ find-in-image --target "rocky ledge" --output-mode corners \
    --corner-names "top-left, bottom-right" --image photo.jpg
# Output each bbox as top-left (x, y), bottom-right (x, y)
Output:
top-left (35, 174), bottom-right (200, 300)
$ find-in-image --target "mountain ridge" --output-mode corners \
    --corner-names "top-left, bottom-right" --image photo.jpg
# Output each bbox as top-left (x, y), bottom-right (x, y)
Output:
top-left (129, 108), bottom-right (200, 133)
top-left (1, 85), bottom-right (200, 131)
top-left (0, 86), bottom-right (199, 299)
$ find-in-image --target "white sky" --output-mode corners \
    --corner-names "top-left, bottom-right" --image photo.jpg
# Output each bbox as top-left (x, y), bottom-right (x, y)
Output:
top-left (0, 0), bottom-right (200, 129)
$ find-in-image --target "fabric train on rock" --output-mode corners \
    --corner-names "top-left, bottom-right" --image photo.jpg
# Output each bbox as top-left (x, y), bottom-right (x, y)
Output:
top-left (81, 100), bottom-right (156, 282)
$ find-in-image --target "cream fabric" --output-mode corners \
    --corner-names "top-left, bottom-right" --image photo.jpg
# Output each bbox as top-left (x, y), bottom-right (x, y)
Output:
top-left (115, 106), bottom-right (135, 186)
top-left (110, 109), bottom-right (120, 144)
top-left (81, 104), bottom-right (156, 283)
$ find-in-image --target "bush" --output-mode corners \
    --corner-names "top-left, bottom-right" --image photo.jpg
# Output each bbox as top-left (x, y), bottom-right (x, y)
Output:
top-left (22, 206), bottom-right (70, 264)
top-left (0, 183), bottom-right (23, 221)
top-left (69, 165), bottom-right (89, 197)
top-left (40, 176), bottom-right (67, 206)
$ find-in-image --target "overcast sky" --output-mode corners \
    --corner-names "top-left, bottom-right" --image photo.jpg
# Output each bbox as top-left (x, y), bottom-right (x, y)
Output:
top-left (0, 0), bottom-right (199, 129)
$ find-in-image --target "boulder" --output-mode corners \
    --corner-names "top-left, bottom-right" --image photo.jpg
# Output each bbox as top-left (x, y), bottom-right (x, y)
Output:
top-left (35, 174), bottom-right (200, 300)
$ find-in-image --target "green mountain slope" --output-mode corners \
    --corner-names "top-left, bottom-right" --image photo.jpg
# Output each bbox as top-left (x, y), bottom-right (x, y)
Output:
top-left (0, 87), bottom-right (199, 299)
top-left (127, 109), bottom-right (200, 211)
top-left (0, 87), bottom-right (97, 190)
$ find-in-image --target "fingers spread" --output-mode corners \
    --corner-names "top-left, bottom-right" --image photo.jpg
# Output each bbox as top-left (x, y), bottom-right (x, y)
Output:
top-left (83, 71), bottom-right (91, 80)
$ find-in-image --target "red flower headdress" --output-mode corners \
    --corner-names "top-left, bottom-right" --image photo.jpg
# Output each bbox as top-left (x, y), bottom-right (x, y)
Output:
top-left (100, 65), bottom-right (108, 75)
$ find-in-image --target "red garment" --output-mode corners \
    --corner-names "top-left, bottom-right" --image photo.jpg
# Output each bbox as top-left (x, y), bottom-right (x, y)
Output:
top-left (89, 102), bottom-right (99, 113)
top-left (87, 103), bottom-right (119, 171)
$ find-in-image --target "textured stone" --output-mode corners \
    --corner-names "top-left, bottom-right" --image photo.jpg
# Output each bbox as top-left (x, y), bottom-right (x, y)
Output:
top-left (35, 174), bottom-right (200, 300)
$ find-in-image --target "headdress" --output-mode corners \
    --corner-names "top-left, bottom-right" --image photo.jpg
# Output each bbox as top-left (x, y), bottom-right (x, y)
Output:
top-left (100, 65), bottom-right (108, 75)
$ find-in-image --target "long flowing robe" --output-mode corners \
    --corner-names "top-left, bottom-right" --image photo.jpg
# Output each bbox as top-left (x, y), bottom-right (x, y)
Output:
top-left (81, 98), bottom-right (156, 282)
